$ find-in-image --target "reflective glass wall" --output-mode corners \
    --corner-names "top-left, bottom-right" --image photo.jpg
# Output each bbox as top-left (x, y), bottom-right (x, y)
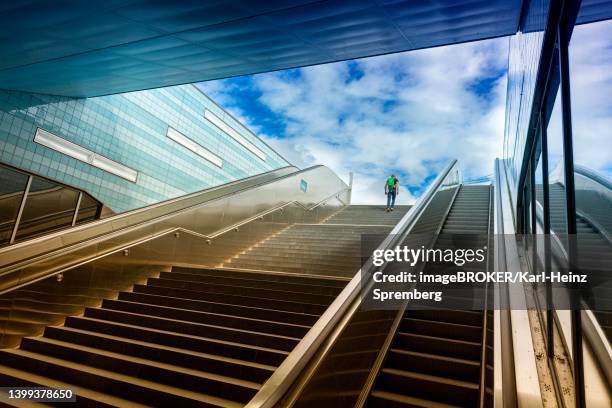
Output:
top-left (502, 1), bottom-right (612, 405)
top-left (0, 163), bottom-right (102, 246)
top-left (0, 84), bottom-right (290, 213)
top-left (503, 0), bottom-right (550, 209)
top-left (569, 19), bottom-right (612, 242)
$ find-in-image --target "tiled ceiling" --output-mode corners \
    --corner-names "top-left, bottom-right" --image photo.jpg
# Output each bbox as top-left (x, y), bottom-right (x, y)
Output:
top-left (0, 0), bottom-right (609, 97)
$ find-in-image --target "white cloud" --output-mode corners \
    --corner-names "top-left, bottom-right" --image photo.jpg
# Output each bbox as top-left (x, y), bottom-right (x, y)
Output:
top-left (568, 20), bottom-right (612, 177)
top-left (200, 37), bottom-right (510, 204)
top-left (539, 19), bottom-right (612, 179)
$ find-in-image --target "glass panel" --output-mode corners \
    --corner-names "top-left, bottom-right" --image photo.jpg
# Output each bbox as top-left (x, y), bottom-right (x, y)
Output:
top-left (15, 176), bottom-right (79, 241)
top-left (546, 92), bottom-right (568, 247)
top-left (569, 20), bottom-right (612, 396)
top-left (75, 193), bottom-right (100, 225)
top-left (0, 165), bottom-right (29, 245)
top-left (569, 19), bottom-right (612, 181)
top-left (569, 19), bottom-right (612, 240)
top-left (535, 148), bottom-right (544, 235)
top-left (524, 183), bottom-right (532, 235)
top-left (502, 0), bottom-right (550, 208)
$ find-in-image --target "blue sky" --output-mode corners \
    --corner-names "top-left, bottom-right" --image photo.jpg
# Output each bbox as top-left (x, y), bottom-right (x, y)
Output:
top-left (198, 37), bottom-right (508, 204)
top-left (199, 21), bottom-right (612, 204)
top-left (198, 22), bottom-right (610, 204)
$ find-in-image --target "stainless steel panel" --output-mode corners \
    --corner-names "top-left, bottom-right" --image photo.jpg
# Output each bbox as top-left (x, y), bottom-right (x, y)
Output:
top-left (0, 165), bottom-right (349, 294)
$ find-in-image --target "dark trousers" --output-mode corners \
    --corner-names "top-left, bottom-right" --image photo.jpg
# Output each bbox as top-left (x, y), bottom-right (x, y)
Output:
top-left (386, 190), bottom-right (396, 208)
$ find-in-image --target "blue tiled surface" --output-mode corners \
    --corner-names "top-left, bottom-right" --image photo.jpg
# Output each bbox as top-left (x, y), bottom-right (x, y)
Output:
top-left (0, 85), bottom-right (289, 212)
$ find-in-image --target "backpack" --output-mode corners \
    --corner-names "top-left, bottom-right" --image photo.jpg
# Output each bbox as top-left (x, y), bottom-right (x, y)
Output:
top-left (387, 177), bottom-right (396, 189)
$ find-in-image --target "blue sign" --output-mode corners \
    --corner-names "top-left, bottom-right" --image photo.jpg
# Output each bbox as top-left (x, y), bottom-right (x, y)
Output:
top-left (300, 179), bottom-right (308, 192)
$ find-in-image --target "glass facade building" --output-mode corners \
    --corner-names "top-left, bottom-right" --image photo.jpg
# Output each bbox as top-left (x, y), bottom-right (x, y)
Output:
top-left (0, 84), bottom-right (289, 213)
top-left (503, 0), bottom-right (612, 232)
top-left (502, 2), bottom-right (612, 405)
top-left (503, 0), bottom-right (550, 209)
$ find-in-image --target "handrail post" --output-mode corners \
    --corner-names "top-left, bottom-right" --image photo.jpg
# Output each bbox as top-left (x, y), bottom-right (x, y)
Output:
top-left (348, 172), bottom-right (353, 204)
top-left (9, 175), bottom-right (32, 245)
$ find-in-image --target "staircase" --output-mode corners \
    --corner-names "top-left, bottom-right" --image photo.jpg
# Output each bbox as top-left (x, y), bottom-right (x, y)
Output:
top-left (223, 205), bottom-right (410, 278)
top-left (368, 185), bottom-right (492, 407)
top-left (0, 204), bottom-right (409, 407)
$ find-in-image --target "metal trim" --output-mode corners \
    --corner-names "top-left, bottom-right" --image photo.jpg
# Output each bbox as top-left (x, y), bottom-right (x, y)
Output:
top-left (9, 175), bottom-right (32, 245)
top-left (0, 166), bottom-right (297, 263)
top-left (478, 184), bottom-right (494, 407)
top-left (71, 192), bottom-right (83, 227)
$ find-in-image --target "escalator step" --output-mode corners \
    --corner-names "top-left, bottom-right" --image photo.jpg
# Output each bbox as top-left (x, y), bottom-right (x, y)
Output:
top-left (386, 348), bottom-right (480, 382)
top-left (376, 368), bottom-right (478, 406)
top-left (369, 390), bottom-right (459, 407)
top-left (400, 317), bottom-right (482, 342)
top-left (394, 332), bottom-right (482, 361)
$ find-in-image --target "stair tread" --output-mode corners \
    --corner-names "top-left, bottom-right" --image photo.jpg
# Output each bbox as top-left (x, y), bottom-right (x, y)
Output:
top-left (86, 307), bottom-right (301, 342)
top-left (118, 291), bottom-right (320, 322)
top-left (103, 299), bottom-right (311, 330)
top-left (23, 336), bottom-right (261, 390)
top-left (0, 363), bottom-right (149, 408)
top-left (69, 316), bottom-right (290, 356)
top-left (1, 349), bottom-right (243, 407)
top-left (47, 325), bottom-right (276, 371)
top-left (163, 271), bottom-right (344, 290)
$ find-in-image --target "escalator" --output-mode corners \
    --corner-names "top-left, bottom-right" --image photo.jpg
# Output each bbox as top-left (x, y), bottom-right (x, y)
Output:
top-left (368, 185), bottom-right (492, 407)
top-left (243, 161), bottom-right (504, 408)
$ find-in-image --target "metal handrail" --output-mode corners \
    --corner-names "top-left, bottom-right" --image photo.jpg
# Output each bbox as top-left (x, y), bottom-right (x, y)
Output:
top-left (478, 183), bottom-right (493, 407)
top-left (354, 172), bottom-right (461, 408)
top-left (0, 165), bottom-right (351, 294)
top-left (0, 165), bottom-right (298, 269)
top-left (568, 164), bottom-right (611, 191)
top-left (493, 159), bottom-right (519, 408)
top-left (494, 158), bottom-right (542, 407)
top-left (245, 159), bottom-right (460, 408)
top-left (0, 165), bottom-right (297, 266)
